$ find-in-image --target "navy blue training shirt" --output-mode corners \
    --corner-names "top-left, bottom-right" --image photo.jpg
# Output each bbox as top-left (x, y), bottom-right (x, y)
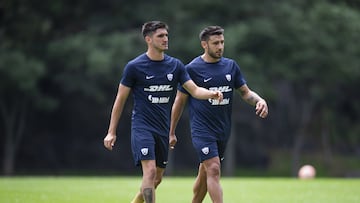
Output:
top-left (121, 53), bottom-right (191, 136)
top-left (179, 56), bottom-right (246, 141)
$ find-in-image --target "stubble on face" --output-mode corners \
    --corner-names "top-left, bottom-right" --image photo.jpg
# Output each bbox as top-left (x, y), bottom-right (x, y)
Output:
top-left (151, 29), bottom-right (169, 51)
top-left (208, 47), bottom-right (223, 59)
top-left (206, 35), bottom-right (224, 60)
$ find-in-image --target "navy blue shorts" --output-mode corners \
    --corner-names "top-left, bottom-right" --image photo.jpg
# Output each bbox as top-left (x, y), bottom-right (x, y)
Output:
top-left (192, 136), bottom-right (227, 163)
top-left (131, 129), bottom-right (169, 168)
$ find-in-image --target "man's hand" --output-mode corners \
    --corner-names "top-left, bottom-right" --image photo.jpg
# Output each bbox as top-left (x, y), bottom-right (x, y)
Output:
top-left (255, 99), bottom-right (268, 118)
top-left (169, 134), bottom-right (177, 150)
top-left (213, 91), bottom-right (223, 102)
top-left (104, 133), bottom-right (117, 150)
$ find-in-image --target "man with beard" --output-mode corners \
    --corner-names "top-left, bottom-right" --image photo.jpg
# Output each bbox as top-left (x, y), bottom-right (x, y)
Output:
top-left (169, 25), bottom-right (268, 203)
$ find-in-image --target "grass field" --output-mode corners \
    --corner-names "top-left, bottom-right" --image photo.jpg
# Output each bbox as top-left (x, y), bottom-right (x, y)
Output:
top-left (1, 176), bottom-right (359, 203)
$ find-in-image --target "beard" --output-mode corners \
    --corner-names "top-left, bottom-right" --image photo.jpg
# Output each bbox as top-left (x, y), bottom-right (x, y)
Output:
top-left (208, 49), bottom-right (223, 59)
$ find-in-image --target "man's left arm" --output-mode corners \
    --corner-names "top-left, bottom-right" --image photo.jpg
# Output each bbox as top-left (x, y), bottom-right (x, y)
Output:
top-left (237, 84), bottom-right (268, 118)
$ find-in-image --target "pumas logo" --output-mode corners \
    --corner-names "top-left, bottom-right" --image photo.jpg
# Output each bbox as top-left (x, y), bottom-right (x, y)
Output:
top-left (141, 148), bottom-right (149, 156)
top-left (167, 74), bottom-right (173, 81)
top-left (201, 147), bottom-right (209, 155)
top-left (226, 74), bottom-right (231, 81)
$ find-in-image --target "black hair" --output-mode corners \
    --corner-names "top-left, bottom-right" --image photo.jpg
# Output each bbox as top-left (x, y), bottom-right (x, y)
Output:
top-left (199, 26), bottom-right (224, 41)
top-left (141, 21), bottom-right (169, 38)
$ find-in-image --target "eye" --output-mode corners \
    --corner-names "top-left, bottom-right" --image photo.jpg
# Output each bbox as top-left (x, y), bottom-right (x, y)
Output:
top-left (157, 33), bottom-right (168, 38)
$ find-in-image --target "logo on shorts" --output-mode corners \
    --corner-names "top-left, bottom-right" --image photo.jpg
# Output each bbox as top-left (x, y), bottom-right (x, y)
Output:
top-left (201, 147), bottom-right (209, 155)
top-left (141, 148), bottom-right (149, 156)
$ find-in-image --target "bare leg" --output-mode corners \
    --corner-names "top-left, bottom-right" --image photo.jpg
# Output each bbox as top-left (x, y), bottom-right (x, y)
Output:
top-left (143, 188), bottom-right (153, 203)
top-left (140, 160), bottom-right (157, 203)
top-left (131, 191), bottom-right (143, 203)
top-left (192, 163), bottom-right (207, 203)
top-left (203, 157), bottom-right (223, 203)
top-left (154, 167), bottom-right (165, 188)
top-left (131, 166), bottom-right (165, 203)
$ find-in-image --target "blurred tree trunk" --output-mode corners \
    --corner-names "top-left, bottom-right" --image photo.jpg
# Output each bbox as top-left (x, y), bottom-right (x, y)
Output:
top-left (0, 100), bottom-right (27, 176)
top-left (321, 111), bottom-right (333, 167)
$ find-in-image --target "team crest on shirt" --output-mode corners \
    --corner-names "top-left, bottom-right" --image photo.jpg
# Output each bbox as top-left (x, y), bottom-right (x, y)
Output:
top-left (226, 74), bottom-right (231, 81)
top-left (141, 148), bottom-right (149, 156)
top-left (201, 147), bottom-right (209, 155)
top-left (167, 74), bottom-right (173, 81)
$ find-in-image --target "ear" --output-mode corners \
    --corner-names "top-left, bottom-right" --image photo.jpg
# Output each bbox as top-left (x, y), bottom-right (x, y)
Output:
top-left (201, 41), bottom-right (207, 49)
top-left (145, 35), bottom-right (152, 44)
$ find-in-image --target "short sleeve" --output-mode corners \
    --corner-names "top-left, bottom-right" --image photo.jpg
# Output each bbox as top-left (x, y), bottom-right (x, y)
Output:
top-left (120, 63), bottom-right (136, 87)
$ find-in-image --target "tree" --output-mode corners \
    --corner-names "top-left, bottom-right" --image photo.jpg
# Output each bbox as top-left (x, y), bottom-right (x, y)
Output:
top-left (0, 48), bottom-right (55, 175)
top-left (224, 1), bottom-right (360, 175)
top-left (1, 0), bottom-right (359, 176)
top-left (0, 0), bottom-right (143, 175)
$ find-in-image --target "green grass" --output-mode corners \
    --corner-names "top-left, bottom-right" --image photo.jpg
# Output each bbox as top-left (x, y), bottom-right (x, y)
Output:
top-left (1, 176), bottom-right (359, 203)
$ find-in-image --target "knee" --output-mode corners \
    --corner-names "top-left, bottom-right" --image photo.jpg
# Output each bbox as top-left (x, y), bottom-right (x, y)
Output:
top-left (206, 163), bottom-right (221, 177)
top-left (144, 167), bottom-right (157, 181)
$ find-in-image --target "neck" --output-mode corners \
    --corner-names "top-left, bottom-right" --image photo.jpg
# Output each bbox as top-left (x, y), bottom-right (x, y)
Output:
top-left (146, 48), bottom-right (165, 61)
top-left (201, 54), bottom-right (220, 63)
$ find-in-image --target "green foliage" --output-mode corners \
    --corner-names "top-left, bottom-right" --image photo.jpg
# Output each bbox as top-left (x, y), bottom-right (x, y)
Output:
top-left (0, 49), bottom-right (44, 93)
top-left (1, 0), bottom-right (359, 175)
top-left (223, 2), bottom-right (360, 153)
top-left (46, 31), bottom-right (143, 102)
top-left (0, 46), bottom-right (57, 110)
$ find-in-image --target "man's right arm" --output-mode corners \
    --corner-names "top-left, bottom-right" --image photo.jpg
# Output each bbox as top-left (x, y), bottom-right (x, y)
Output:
top-left (182, 80), bottom-right (223, 101)
top-left (104, 84), bottom-right (131, 150)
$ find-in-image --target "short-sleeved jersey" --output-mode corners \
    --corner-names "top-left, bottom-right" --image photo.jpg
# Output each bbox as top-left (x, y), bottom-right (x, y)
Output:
top-left (179, 56), bottom-right (246, 142)
top-left (121, 53), bottom-right (190, 136)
